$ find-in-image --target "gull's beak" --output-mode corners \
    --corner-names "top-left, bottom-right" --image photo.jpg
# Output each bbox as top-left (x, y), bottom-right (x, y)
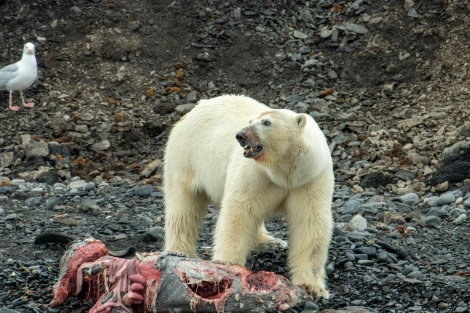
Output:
top-left (29, 48), bottom-right (34, 54)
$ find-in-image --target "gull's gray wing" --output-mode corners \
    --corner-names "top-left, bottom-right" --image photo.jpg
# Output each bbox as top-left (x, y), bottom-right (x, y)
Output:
top-left (0, 63), bottom-right (19, 89)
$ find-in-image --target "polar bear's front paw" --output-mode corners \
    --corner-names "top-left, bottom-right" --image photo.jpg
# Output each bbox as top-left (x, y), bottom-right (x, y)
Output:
top-left (292, 276), bottom-right (329, 299)
top-left (299, 283), bottom-right (329, 299)
top-left (256, 236), bottom-right (288, 252)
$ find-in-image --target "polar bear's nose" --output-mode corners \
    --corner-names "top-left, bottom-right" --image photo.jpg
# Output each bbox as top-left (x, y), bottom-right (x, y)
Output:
top-left (236, 131), bottom-right (247, 144)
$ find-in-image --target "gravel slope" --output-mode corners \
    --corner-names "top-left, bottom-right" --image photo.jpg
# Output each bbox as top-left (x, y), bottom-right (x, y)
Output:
top-left (0, 0), bottom-right (470, 312)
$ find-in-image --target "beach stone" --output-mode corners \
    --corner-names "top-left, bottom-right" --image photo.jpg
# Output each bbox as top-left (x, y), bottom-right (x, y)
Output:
top-left (464, 198), bottom-right (470, 208)
top-left (426, 196), bottom-right (440, 207)
top-left (344, 215), bottom-right (367, 232)
top-left (438, 193), bottom-right (456, 205)
top-left (398, 193), bottom-right (419, 205)
top-left (134, 185), bottom-right (154, 197)
top-left (342, 199), bottom-right (362, 214)
top-left (454, 214), bottom-right (467, 224)
top-left (354, 246), bottom-right (377, 257)
top-left (422, 215), bottom-right (440, 226)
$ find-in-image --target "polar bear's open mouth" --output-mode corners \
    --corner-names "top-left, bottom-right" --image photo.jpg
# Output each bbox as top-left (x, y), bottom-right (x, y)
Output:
top-left (236, 128), bottom-right (263, 158)
top-left (243, 144), bottom-right (263, 158)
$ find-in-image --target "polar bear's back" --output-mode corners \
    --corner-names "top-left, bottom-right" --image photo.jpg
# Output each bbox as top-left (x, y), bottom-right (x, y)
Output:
top-left (164, 95), bottom-right (268, 205)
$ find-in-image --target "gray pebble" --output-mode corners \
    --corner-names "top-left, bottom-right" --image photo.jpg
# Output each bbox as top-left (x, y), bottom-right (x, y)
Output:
top-left (350, 299), bottom-right (363, 306)
top-left (426, 196), bottom-right (440, 207)
top-left (362, 202), bottom-right (385, 210)
top-left (344, 261), bottom-right (355, 270)
top-left (42, 196), bottom-right (61, 210)
top-left (285, 94), bottom-right (303, 104)
top-left (84, 183), bottom-right (96, 191)
top-left (344, 214), bottom-right (367, 232)
top-left (326, 263), bottom-right (335, 276)
top-left (81, 199), bottom-right (101, 214)
top-left (365, 227), bottom-right (378, 233)
top-left (342, 199), bottom-right (362, 214)
top-left (357, 259), bottom-right (375, 266)
top-left (426, 207), bottom-right (446, 218)
top-left (346, 232), bottom-right (368, 241)
top-left (134, 185), bottom-right (155, 197)
top-left (377, 251), bottom-right (388, 263)
top-left (450, 208), bottom-right (466, 218)
top-left (438, 193), bottom-right (456, 205)
top-left (455, 307), bottom-right (468, 313)
top-left (454, 214), bottom-right (467, 224)
top-left (25, 197), bottom-right (41, 208)
top-left (354, 246), bottom-right (377, 257)
top-left (303, 301), bottom-right (319, 311)
top-left (0, 308), bottom-right (22, 313)
top-left (396, 247), bottom-right (408, 259)
top-left (398, 193), bottom-right (419, 205)
top-left (406, 270), bottom-right (424, 280)
top-left (69, 188), bottom-right (81, 195)
top-left (186, 90), bottom-right (198, 103)
top-left (5, 214), bottom-right (19, 220)
top-left (174, 103), bottom-right (195, 114)
top-left (452, 189), bottom-right (464, 198)
top-left (464, 197), bottom-right (470, 208)
top-left (68, 179), bottom-right (88, 190)
top-left (354, 254), bottom-right (368, 261)
top-left (388, 232), bottom-right (402, 239)
top-left (293, 30), bottom-right (308, 39)
top-left (345, 251), bottom-right (355, 261)
top-left (144, 226), bottom-right (165, 242)
top-left (422, 215), bottom-right (440, 226)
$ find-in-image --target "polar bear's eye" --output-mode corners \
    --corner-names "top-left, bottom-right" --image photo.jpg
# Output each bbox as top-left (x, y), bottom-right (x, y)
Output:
top-left (262, 120), bottom-right (271, 126)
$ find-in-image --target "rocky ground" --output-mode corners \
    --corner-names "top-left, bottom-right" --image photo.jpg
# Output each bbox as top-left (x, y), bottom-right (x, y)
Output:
top-left (1, 0), bottom-right (470, 312)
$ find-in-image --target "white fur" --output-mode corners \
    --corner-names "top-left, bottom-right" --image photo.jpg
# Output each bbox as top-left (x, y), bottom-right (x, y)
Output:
top-left (163, 95), bottom-right (334, 298)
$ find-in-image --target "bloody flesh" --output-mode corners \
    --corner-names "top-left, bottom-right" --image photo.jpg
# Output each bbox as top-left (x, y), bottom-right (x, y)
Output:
top-left (50, 239), bottom-right (308, 313)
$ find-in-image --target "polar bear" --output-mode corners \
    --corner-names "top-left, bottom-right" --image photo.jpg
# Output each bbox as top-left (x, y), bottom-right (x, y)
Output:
top-left (163, 95), bottom-right (334, 298)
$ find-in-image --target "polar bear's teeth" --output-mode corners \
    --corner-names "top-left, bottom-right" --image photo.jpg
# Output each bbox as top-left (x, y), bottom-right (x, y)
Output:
top-left (244, 145), bottom-right (254, 153)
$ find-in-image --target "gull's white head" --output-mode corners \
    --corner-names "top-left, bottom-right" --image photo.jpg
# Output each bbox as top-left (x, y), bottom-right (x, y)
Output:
top-left (24, 42), bottom-right (35, 55)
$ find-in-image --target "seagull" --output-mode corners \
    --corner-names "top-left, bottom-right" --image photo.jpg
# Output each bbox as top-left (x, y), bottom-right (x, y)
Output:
top-left (0, 42), bottom-right (38, 111)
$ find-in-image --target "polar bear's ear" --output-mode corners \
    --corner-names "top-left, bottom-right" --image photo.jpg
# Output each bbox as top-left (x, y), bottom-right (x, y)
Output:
top-left (296, 114), bottom-right (307, 128)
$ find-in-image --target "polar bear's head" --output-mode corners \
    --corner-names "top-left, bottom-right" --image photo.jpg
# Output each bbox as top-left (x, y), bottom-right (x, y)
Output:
top-left (236, 109), bottom-right (308, 163)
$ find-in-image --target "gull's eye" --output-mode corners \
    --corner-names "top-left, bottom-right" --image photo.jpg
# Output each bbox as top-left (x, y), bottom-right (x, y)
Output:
top-left (262, 120), bottom-right (271, 126)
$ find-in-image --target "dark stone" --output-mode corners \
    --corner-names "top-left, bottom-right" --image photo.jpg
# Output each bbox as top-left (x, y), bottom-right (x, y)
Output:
top-left (394, 169), bottom-right (416, 181)
top-left (48, 143), bottom-right (71, 158)
top-left (134, 185), bottom-right (155, 197)
top-left (11, 191), bottom-right (29, 200)
top-left (360, 172), bottom-right (393, 188)
top-left (153, 102), bottom-right (177, 115)
top-left (0, 186), bottom-right (16, 194)
top-left (42, 196), bottom-right (61, 210)
top-left (142, 117), bottom-right (168, 136)
top-left (396, 247), bottom-right (408, 259)
top-left (354, 246), bottom-right (377, 256)
top-left (37, 171), bottom-right (62, 185)
top-left (426, 147), bottom-right (470, 186)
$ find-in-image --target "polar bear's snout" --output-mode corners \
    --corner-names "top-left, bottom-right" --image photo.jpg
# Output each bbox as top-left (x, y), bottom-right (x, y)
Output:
top-left (236, 127), bottom-right (263, 158)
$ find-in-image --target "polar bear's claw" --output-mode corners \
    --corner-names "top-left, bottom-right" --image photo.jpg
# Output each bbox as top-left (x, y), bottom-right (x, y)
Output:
top-left (256, 237), bottom-right (288, 252)
top-left (299, 283), bottom-right (330, 299)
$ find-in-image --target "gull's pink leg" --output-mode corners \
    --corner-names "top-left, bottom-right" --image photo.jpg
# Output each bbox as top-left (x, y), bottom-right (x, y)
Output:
top-left (20, 90), bottom-right (35, 108)
top-left (8, 91), bottom-right (20, 111)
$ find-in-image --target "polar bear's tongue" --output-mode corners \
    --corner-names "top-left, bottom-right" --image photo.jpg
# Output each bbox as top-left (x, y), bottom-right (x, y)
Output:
top-left (243, 144), bottom-right (262, 158)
